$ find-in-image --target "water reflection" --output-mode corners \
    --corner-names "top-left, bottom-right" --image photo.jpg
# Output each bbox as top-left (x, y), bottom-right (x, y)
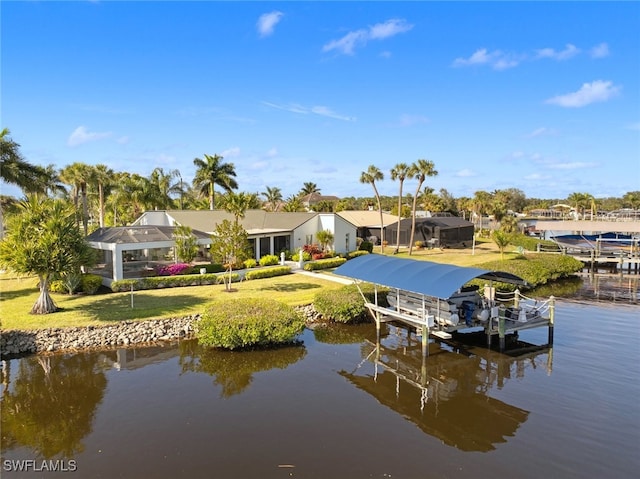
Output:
top-left (530, 274), bottom-right (639, 303)
top-left (178, 340), bottom-right (307, 397)
top-left (1, 353), bottom-right (107, 459)
top-left (340, 325), bottom-right (552, 452)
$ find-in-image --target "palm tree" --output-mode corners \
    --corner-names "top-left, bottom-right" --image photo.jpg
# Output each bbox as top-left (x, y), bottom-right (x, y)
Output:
top-left (37, 164), bottom-right (67, 198)
top-left (0, 128), bottom-right (45, 238)
top-left (623, 191), bottom-right (640, 210)
top-left (390, 163), bottom-right (412, 252)
top-left (299, 182), bottom-right (320, 197)
top-left (148, 167), bottom-right (181, 210)
top-left (261, 186), bottom-right (283, 211)
top-left (91, 164), bottom-right (114, 227)
top-left (282, 195), bottom-right (303, 212)
top-left (567, 192), bottom-right (594, 220)
top-left (60, 162), bottom-right (93, 235)
top-left (408, 159), bottom-right (438, 255)
top-left (192, 154), bottom-right (238, 210)
top-left (223, 191), bottom-right (256, 225)
top-left (472, 190), bottom-right (492, 230)
top-left (360, 165), bottom-right (385, 253)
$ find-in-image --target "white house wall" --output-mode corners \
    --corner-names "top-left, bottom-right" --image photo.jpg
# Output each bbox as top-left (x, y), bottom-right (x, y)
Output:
top-left (291, 218), bottom-right (318, 252)
top-left (132, 211), bottom-right (172, 226)
top-left (320, 214), bottom-right (356, 253)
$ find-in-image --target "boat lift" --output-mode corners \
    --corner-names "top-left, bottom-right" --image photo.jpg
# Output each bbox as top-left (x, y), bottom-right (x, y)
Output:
top-left (334, 255), bottom-right (555, 356)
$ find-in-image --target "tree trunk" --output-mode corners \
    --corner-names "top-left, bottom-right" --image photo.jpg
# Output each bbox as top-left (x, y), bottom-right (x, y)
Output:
top-left (31, 276), bottom-right (58, 314)
top-left (395, 180), bottom-right (403, 253)
top-left (99, 184), bottom-right (105, 228)
top-left (408, 180), bottom-right (424, 255)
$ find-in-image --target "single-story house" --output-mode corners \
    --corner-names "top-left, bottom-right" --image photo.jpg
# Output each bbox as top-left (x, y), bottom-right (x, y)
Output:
top-left (386, 215), bottom-right (475, 248)
top-left (87, 210), bottom-right (357, 284)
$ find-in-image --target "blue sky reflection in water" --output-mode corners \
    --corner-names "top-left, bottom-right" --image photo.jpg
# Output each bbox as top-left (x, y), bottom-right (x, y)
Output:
top-left (1, 301), bottom-right (639, 479)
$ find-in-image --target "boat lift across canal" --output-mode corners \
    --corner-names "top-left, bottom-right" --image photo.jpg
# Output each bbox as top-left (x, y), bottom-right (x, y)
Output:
top-left (334, 255), bottom-right (556, 356)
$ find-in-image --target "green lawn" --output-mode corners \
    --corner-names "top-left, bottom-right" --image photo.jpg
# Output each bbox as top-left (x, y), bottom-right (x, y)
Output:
top-left (0, 273), bottom-right (345, 331)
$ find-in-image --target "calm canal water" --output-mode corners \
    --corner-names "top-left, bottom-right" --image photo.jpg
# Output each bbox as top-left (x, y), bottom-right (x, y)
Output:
top-left (1, 278), bottom-right (639, 478)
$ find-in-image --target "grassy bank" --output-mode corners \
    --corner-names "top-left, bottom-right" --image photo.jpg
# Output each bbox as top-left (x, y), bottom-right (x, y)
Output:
top-left (0, 273), bottom-right (344, 331)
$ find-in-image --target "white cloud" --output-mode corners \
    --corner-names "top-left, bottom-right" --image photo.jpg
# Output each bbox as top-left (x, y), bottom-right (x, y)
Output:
top-left (221, 147), bottom-right (241, 158)
top-left (116, 136), bottom-right (130, 144)
top-left (545, 80), bottom-right (621, 108)
top-left (523, 173), bottom-right (551, 180)
top-left (262, 101), bottom-right (355, 121)
top-left (590, 42), bottom-right (610, 59)
top-left (257, 11), bottom-right (283, 38)
top-left (535, 43), bottom-right (580, 61)
top-left (548, 161), bottom-right (597, 170)
top-left (452, 48), bottom-right (520, 70)
top-left (368, 18), bottom-right (413, 40)
top-left (456, 168), bottom-right (477, 177)
top-left (67, 126), bottom-right (112, 147)
top-left (322, 18), bottom-right (413, 55)
top-left (525, 127), bottom-right (556, 138)
top-left (627, 122), bottom-right (640, 131)
top-left (266, 147), bottom-right (278, 157)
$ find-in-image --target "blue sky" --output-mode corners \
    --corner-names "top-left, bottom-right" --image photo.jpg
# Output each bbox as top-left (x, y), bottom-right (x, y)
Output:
top-left (2, 1), bottom-right (639, 202)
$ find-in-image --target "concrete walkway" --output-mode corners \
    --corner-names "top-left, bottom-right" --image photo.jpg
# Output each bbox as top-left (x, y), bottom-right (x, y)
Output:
top-left (286, 261), bottom-right (354, 285)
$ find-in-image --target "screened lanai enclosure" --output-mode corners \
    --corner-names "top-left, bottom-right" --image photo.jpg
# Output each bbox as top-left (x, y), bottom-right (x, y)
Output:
top-left (387, 215), bottom-right (474, 248)
top-left (86, 226), bottom-right (212, 284)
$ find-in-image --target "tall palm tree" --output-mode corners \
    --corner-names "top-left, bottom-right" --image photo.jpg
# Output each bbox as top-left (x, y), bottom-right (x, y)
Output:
top-left (360, 165), bottom-right (385, 254)
top-left (60, 162), bottom-right (93, 235)
top-left (472, 190), bottom-right (493, 230)
top-left (299, 182), bottom-right (320, 197)
top-left (223, 191), bottom-right (255, 225)
top-left (0, 128), bottom-right (43, 191)
top-left (261, 186), bottom-right (283, 211)
top-left (91, 164), bottom-right (114, 227)
top-left (192, 154), bottom-right (238, 210)
top-left (0, 128), bottom-right (47, 238)
top-left (148, 167), bottom-right (181, 210)
top-left (567, 192), bottom-right (594, 220)
top-left (38, 164), bottom-right (67, 198)
top-left (408, 159), bottom-right (438, 255)
top-left (390, 163), bottom-right (412, 252)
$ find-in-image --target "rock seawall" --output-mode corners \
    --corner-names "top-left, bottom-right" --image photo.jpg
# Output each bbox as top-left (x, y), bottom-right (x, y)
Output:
top-left (1, 305), bottom-right (321, 358)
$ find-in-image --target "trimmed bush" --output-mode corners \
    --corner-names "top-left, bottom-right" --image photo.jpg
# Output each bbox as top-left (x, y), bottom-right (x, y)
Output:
top-left (303, 257), bottom-right (347, 271)
top-left (359, 241), bottom-right (374, 253)
top-left (244, 266), bottom-right (291, 280)
top-left (346, 250), bottom-right (369, 259)
top-left (313, 284), bottom-right (388, 323)
top-left (199, 263), bottom-right (226, 273)
top-left (259, 254), bottom-right (280, 266)
top-left (49, 279), bottom-right (68, 294)
top-left (196, 297), bottom-right (305, 349)
top-left (81, 274), bottom-right (103, 294)
top-left (111, 274), bottom-right (221, 292)
top-left (243, 258), bottom-right (258, 269)
top-left (292, 251), bottom-right (312, 262)
top-left (470, 253), bottom-right (584, 291)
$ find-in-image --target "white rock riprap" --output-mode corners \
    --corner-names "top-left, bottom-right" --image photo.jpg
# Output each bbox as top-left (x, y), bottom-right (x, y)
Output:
top-left (0, 315), bottom-right (200, 357)
top-left (1, 305), bottom-right (323, 357)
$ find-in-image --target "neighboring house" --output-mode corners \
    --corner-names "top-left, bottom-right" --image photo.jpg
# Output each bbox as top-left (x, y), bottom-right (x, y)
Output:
top-left (337, 210), bottom-right (397, 245)
top-left (386, 216), bottom-right (474, 248)
top-left (300, 192), bottom-right (340, 211)
top-left (88, 210), bottom-right (356, 284)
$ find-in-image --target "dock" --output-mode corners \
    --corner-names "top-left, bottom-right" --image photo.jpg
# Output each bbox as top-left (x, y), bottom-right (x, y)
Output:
top-left (334, 255), bottom-right (555, 356)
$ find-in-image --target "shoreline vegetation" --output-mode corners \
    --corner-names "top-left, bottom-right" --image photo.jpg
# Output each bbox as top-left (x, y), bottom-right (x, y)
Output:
top-left (1, 239), bottom-right (584, 356)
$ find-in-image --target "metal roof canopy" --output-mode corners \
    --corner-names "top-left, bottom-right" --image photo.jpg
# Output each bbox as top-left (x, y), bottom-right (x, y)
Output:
top-left (334, 254), bottom-right (526, 299)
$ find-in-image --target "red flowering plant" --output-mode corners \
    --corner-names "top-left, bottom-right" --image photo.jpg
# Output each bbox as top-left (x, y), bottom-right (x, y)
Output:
top-left (156, 263), bottom-right (192, 276)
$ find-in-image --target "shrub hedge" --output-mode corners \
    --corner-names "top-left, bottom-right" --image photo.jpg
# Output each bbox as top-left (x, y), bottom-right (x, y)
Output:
top-left (472, 253), bottom-right (584, 291)
top-left (51, 273), bottom-right (103, 295)
top-left (259, 254), bottom-right (280, 266)
top-left (244, 266), bottom-right (291, 280)
top-left (110, 272), bottom-right (240, 292)
top-left (313, 284), bottom-right (388, 323)
top-left (243, 258), bottom-right (258, 269)
top-left (303, 257), bottom-right (347, 271)
top-left (509, 233), bottom-right (558, 252)
top-left (346, 250), bottom-right (369, 259)
top-left (292, 251), bottom-right (312, 262)
top-left (359, 241), bottom-right (374, 253)
top-left (196, 297), bottom-right (305, 349)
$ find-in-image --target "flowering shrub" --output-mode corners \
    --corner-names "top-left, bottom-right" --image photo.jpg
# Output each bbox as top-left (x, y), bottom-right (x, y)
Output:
top-left (303, 244), bottom-right (322, 255)
top-left (156, 263), bottom-right (192, 276)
